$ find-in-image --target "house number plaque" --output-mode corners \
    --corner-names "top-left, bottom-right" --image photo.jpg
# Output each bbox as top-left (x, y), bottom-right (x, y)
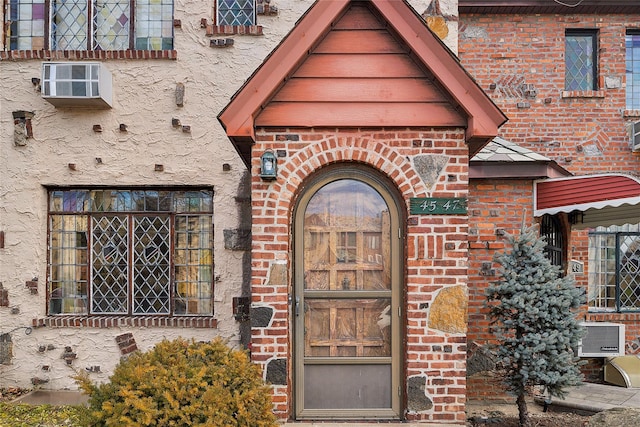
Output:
top-left (410, 197), bottom-right (467, 215)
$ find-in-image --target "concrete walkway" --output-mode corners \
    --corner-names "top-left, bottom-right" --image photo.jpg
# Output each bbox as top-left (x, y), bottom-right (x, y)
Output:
top-left (545, 382), bottom-right (640, 413)
top-left (282, 383), bottom-right (640, 426)
top-left (12, 382), bottom-right (640, 426)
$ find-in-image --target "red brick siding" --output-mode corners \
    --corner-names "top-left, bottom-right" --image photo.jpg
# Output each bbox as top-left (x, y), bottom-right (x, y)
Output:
top-left (251, 127), bottom-right (469, 423)
top-left (461, 12), bottom-right (640, 399)
top-left (459, 13), bottom-right (640, 175)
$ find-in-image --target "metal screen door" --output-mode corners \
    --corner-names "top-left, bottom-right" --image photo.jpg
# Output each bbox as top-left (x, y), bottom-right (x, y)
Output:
top-left (294, 170), bottom-right (401, 420)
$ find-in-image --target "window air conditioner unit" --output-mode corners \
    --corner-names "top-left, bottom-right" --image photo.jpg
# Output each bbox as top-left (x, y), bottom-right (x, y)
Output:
top-left (577, 322), bottom-right (625, 358)
top-left (632, 120), bottom-right (640, 152)
top-left (42, 62), bottom-right (113, 108)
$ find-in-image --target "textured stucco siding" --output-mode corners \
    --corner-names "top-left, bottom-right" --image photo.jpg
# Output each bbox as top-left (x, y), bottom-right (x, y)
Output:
top-left (0, 0), bottom-right (458, 391)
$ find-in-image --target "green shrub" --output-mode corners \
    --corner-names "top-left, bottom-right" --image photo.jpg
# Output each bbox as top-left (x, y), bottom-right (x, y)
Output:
top-left (76, 337), bottom-right (277, 427)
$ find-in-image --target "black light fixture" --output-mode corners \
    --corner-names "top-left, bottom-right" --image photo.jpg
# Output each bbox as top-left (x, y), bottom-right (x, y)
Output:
top-left (260, 149), bottom-right (277, 180)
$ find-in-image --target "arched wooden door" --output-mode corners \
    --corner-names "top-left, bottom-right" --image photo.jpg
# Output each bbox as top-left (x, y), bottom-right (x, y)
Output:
top-left (293, 167), bottom-right (403, 420)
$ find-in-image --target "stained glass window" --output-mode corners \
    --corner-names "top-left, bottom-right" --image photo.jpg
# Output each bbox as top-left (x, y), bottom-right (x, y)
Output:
top-left (48, 189), bottom-right (213, 316)
top-left (7, 0), bottom-right (46, 50)
top-left (565, 30), bottom-right (597, 91)
top-left (626, 30), bottom-right (640, 110)
top-left (135, 0), bottom-right (174, 50)
top-left (5, 0), bottom-right (173, 50)
top-left (94, 0), bottom-right (131, 51)
top-left (217, 0), bottom-right (255, 26)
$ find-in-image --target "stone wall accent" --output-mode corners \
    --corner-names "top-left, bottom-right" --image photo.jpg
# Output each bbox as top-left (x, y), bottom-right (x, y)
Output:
top-left (223, 228), bottom-right (252, 251)
top-left (407, 376), bottom-right (434, 412)
top-left (0, 333), bottom-right (12, 365)
top-left (428, 285), bottom-right (467, 334)
top-left (115, 333), bottom-right (138, 356)
top-left (0, 283), bottom-right (8, 307)
top-left (251, 306), bottom-right (274, 328)
top-left (265, 358), bottom-right (287, 385)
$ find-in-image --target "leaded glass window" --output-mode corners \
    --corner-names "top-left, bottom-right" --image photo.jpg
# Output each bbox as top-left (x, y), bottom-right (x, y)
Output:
top-left (135, 0), bottom-right (174, 50)
top-left (588, 223), bottom-right (640, 312)
top-left (7, 0), bottom-right (46, 50)
top-left (565, 30), bottom-right (597, 91)
top-left (626, 30), bottom-right (640, 110)
top-left (216, 0), bottom-right (255, 26)
top-left (4, 0), bottom-right (173, 50)
top-left (48, 189), bottom-right (213, 316)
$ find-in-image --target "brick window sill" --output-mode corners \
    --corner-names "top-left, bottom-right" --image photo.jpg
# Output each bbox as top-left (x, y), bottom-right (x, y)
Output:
top-left (586, 311), bottom-right (640, 321)
top-left (32, 315), bottom-right (217, 329)
top-left (206, 25), bottom-right (263, 36)
top-left (623, 109), bottom-right (640, 118)
top-left (561, 90), bottom-right (605, 99)
top-left (0, 50), bottom-right (178, 61)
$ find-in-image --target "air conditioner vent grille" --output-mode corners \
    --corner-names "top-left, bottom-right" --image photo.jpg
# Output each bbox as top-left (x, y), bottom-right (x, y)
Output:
top-left (578, 322), bottom-right (625, 358)
top-left (41, 62), bottom-right (113, 108)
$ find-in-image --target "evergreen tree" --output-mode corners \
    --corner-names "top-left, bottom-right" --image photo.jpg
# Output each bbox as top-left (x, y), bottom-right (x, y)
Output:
top-left (486, 225), bottom-right (586, 427)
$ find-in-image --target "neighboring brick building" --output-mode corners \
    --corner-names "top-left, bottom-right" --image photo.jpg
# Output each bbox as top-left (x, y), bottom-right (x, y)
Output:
top-left (459, 0), bottom-right (640, 399)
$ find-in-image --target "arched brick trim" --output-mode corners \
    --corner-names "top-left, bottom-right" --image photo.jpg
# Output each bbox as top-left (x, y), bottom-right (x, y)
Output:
top-left (256, 134), bottom-right (434, 224)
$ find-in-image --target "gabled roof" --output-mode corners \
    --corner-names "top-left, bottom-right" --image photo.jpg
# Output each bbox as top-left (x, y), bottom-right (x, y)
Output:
top-left (218, 0), bottom-right (507, 167)
top-left (470, 137), bottom-right (570, 179)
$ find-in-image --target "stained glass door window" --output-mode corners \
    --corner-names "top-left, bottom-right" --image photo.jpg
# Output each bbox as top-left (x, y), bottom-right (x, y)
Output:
top-left (295, 173), bottom-right (401, 420)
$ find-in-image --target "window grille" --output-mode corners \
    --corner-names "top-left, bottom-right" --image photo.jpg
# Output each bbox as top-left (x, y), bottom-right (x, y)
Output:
top-left (588, 223), bottom-right (640, 312)
top-left (626, 30), bottom-right (640, 110)
top-left (6, 0), bottom-right (173, 50)
top-left (48, 189), bottom-right (213, 316)
top-left (216, 0), bottom-right (255, 26)
top-left (565, 29), bottom-right (598, 91)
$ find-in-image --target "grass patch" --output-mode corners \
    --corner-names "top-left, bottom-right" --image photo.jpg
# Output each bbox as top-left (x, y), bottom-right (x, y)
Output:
top-left (0, 402), bottom-right (86, 427)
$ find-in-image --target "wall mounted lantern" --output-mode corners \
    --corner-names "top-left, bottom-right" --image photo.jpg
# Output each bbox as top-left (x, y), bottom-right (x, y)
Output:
top-left (260, 149), bottom-right (277, 180)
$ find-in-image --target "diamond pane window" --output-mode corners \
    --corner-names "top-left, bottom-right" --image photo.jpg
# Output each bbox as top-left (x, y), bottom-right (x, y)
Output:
top-left (47, 188), bottom-right (213, 316)
top-left (626, 31), bottom-right (640, 110)
top-left (565, 30), bottom-right (597, 91)
top-left (588, 224), bottom-right (640, 313)
top-left (93, 0), bottom-right (130, 50)
top-left (5, 0), bottom-right (173, 51)
top-left (52, 0), bottom-right (89, 50)
top-left (217, 0), bottom-right (255, 26)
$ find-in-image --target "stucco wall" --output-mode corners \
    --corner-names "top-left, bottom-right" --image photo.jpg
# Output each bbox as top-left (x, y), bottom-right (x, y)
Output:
top-left (0, 0), bottom-right (459, 393)
top-left (0, 0), bottom-right (316, 390)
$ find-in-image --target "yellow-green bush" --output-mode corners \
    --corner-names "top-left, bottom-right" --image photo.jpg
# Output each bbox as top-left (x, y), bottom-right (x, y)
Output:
top-left (76, 338), bottom-right (277, 427)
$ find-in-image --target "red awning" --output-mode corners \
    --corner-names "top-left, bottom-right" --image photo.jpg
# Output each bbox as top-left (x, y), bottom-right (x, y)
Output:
top-left (534, 174), bottom-right (640, 229)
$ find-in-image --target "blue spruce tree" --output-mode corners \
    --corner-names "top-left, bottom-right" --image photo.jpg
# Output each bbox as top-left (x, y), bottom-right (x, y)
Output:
top-left (486, 225), bottom-right (585, 427)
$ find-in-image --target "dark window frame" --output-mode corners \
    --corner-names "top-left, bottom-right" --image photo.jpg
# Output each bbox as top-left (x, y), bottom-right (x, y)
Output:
top-left (588, 229), bottom-right (640, 313)
top-left (565, 29), bottom-right (598, 91)
top-left (46, 188), bottom-right (214, 317)
top-left (626, 29), bottom-right (640, 110)
top-left (5, 0), bottom-right (174, 51)
top-left (541, 214), bottom-right (564, 269)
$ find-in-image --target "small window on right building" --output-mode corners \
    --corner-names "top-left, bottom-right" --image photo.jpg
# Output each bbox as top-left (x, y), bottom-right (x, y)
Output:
top-left (626, 30), bottom-right (640, 110)
top-left (565, 29), bottom-right (598, 91)
top-left (588, 223), bottom-right (640, 312)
